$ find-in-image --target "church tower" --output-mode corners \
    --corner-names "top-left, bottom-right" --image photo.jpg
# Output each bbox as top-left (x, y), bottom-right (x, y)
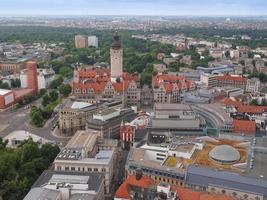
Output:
top-left (110, 32), bottom-right (123, 82)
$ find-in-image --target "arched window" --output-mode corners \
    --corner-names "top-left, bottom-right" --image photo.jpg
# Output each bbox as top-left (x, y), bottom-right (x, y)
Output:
top-left (232, 192), bottom-right (237, 197)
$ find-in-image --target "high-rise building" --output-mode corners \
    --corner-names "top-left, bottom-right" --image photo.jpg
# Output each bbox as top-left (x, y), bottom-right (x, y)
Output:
top-left (110, 32), bottom-right (123, 82)
top-left (26, 61), bottom-right (38, 94)
top-left (75, 35), bottom-right (88, 48)
top-left (88, 36), bottom-right (98, 48)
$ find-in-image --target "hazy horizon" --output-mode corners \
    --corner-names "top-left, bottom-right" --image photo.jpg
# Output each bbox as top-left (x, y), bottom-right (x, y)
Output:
top-left (0, 0), bottom-right (267, 16)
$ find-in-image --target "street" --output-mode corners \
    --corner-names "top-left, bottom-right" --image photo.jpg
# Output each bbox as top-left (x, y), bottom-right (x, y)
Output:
top-left (0, 99), bottom-right (68, 144)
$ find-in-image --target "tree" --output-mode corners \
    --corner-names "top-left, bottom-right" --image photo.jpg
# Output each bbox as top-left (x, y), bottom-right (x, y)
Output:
top-left (0, 138), bottom-right (8, 149)
top-left (49, 91), bottom-right (59, 102)
top-left (50, 76), bottom-right (63, 89)
top-left (30, 108), bottom-right (44, 127)
top-left (11, 79), bottom-right (21, 88)
top-left (225, 51), bottom-right (230, 58)
top-left (0, 140), bottom-right (59, 200)
top-left (39, 88), bottom-right (47, 96)
top-left (250, 99), bottom-right (259, 106)
top-left (0, 81), bottom-right (10, 89)
top-left (59, 66), bottom-right (73, 78)
top-left (239, 60), bottom-right (245, 66)
top-left (59, 84), bottom-right (72, 97)
top-left (42, 94), bottom-right (50, 107)
top-left (20, 141), bottom-right (41, 164)
top-left (40, 144), bottom-right (60, 166)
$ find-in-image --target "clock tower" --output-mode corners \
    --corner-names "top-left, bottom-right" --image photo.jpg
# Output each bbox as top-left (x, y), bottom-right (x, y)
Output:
top-left (110, 32), bottom-right (123, 82)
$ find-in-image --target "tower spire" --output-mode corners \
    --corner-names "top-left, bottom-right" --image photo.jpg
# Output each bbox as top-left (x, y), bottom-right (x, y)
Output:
top-left (111, 31), bottom-right (121, 50)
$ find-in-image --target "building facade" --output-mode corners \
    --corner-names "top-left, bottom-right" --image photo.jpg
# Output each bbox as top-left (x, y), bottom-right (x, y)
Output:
top-left (216, 75), bottom-right (247, 90)
top-left (72, 67), bottom-right (141, 107)
top-left (110, 32), bottom-right (123, 82)
top-left (152, 73), bottom-right (194, 104)
top-left (53, 130), bottom-right (118, 195)
top-left (58, 101), bottom-right (98, 136)
top-left (88, 35), bottom-right (98, 48)
top-left (75, 35), bottom-right (88, 49)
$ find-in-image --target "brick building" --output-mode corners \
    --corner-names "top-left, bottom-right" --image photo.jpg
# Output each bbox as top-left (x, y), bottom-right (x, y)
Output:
top-left (120, 123), bottom-right (135, 149)
top-left (152, 73), bottom-right (194, 104)
top-left (216, 75), bottom-right (247, 90)
top-left (72, 67), bottom-right (141, 106)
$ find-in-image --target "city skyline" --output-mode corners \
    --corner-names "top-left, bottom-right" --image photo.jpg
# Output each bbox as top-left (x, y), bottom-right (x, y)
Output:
top-left (0, 0), bottom-right (267, 16)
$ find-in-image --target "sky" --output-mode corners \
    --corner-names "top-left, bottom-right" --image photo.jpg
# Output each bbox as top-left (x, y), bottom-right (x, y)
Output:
top-left (0, 0), bottom-right (266, 16)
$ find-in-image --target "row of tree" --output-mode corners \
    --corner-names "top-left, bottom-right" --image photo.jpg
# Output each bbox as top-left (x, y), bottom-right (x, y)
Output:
top-left (0, 139), bottom-right (60, 200)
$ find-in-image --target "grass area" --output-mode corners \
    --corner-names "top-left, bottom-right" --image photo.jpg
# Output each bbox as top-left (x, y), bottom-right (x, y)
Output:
top-left (165, 157), bottom-right (178, 167)
top-left (193, 140), bottom-right (248, 172)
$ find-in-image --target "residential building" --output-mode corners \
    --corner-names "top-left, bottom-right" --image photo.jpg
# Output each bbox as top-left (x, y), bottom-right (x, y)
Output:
top-left (224, 87), bottom-right (244, 97)
top-left (200, 73), bottom-right (218, 87)
top-left (24, 170), bottom-right (104, 200)
top-left (247, 78), bottom-right (261, 93)
top-left (53, 130), bottom-right (118, 194)
top-left (141, 85), bottom-right (153, 106)
top-left (72, 67), bottom-right (141, 107)
top-left (88, 35), bottom-right (98, 48)
top-left (216, 75), bottom-right (247, 90)
top-left (120, 123), bottom-right (135, 149)
top-left (20, 67), bottom-right (55, 90)
top-left (209, 48), bottom-right (224, 59)
top-left (0, 62), bottom-right (26, 73)
top-left (152, 73), bottom-right (194, 104)
top-left (230, 49), bottom-right (240, 59)
top-left (255, 59), bottom-right (266, 73)
top-left (86, 107), bottom-right (137, 139)
top-left (75, 35), bottom-right (88, 48)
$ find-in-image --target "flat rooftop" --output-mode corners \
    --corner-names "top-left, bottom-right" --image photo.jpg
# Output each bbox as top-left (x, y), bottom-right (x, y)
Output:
top-left (129, 148), bottom-right (186, 174)
top-left (71, 101), bottom-right (93, 109)
top-left (32, 170), bottom-right (103, 192)
top-left (55, 150), bottom-right (114, 164)
top-left (96, 108), bottom-right (118, 116)
top-left (66, 130), bottom-right (100, 149)
top-left (0, 88), bottom-right (11, 95)
top-left (154, 103), bottom-right (191, 111)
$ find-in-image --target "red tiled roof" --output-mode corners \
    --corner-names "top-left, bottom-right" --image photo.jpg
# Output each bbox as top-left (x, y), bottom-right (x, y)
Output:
top-left (115, 175), bottom-right (155, 199)
top-left (75, 69), bottom-right (139, 94)
top-left (154, 74), bottom-right (185, 85)
top-left (153, 74), bottom-right (192, 93)
top-left (78, 68), bottom-right (110, 78)
top-left (73, 82), bottom-right (107, 94)
top-left (223, 98), bottom-right (243, 107)
top-left (236, 105), bottom-right (267, 114)
top-left (174, 187), bottom-right (233, 200)
top-left (216, 75), bottom-right (247, 82)
top-left (224, 98), bottom-right (267, 114)
top-left (233, 119), bottom-right (256, 135)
